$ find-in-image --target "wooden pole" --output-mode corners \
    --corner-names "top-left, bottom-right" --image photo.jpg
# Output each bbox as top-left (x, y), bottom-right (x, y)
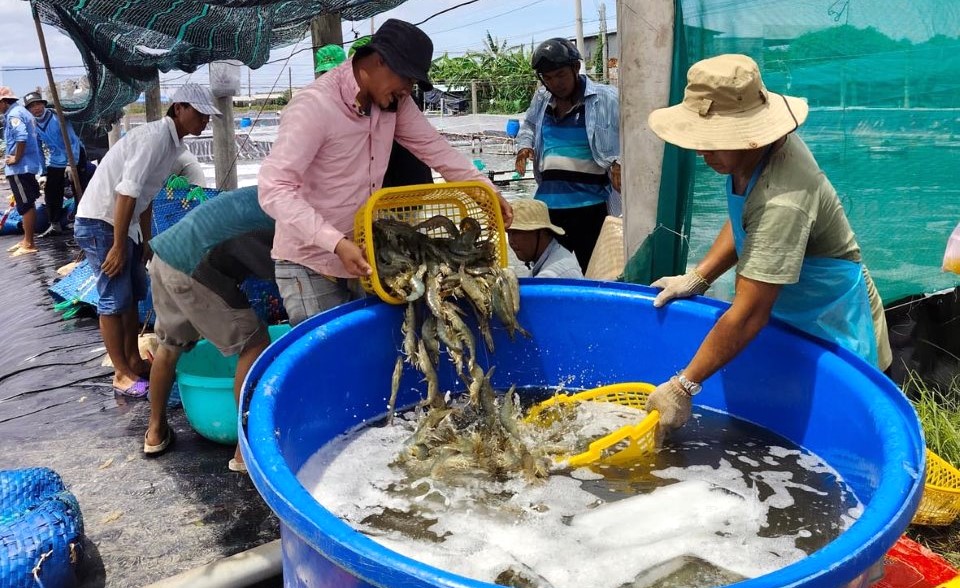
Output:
top-left (144, 71), bottom-right (162, 122)
top-left (212, 95), bottom-right (237, 190)
top-left (208, 61), bottom-right (239, 191)
top-left (31, 6), bottom-right (83, 200)
top-left (310, 13), bottom-right (344, 79)
top-left (618, 0), bottom-right (675, 259)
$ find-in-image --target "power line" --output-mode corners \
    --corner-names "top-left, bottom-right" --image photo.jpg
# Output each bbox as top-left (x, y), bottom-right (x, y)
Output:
top-left (414, 0), bottom-right (482, 26)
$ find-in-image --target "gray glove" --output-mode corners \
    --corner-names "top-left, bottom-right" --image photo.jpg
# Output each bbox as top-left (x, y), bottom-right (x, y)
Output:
top-left (646, 378), bottom-right (692, 441)
top-left (651, 270), bottom-right (710, 308)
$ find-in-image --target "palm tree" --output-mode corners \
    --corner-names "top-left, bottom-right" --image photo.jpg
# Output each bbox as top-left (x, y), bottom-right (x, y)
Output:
top-left (430, 31), bottom-right (538, 114)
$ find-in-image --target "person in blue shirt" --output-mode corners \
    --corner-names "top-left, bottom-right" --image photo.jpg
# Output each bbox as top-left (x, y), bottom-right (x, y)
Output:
top-left (515, 38), bottom-right (621, 273)
top-left (24, 91), bottom-right (89, 236)
top-left (145, 186), bottom-right (275, 472)
top-left (1, 87), bottom-right (45, 255)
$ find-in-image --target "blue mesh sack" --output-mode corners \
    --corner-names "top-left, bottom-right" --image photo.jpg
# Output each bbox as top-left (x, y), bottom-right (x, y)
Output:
top-left (0, 468), bottom-right (84, 588)
top-left (241, 278), bottom-right (287, 324)
top-left (151, 186), bottom-right (221, 236)
top-left (48, 260), bottom-right (99, 319)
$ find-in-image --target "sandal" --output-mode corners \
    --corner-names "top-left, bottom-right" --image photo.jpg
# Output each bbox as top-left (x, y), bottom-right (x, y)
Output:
top-left (144, 427), bottom-right (175, 456)
top-left (228, 458), bottom-right (248, 473)
top-left (114, 378), bottom-right (149, 398)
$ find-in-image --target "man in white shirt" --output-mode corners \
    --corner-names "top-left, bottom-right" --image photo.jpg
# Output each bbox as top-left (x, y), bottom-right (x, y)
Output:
top-left (507, 198), bottom-right (583, 279)
top-left (74, 84), bottom-right (219, 397)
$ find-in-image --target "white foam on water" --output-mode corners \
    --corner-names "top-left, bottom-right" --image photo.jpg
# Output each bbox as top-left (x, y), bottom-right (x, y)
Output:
top-left (298, 415), bottom-right (860, 588)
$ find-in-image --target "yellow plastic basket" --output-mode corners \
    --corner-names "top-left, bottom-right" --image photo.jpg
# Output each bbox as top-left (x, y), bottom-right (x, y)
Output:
top-left (912, 449), bottom-right (960, 526)
top-left (353, 181), bottom-right (508, 304)
top-left (525, 382), bottom-right (659, 468)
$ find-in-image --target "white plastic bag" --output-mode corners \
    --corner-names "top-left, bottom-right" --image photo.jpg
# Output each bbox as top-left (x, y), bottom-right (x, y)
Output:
top-left (209, 60), bottom-right (242, 98)
top-left (943, 220), bottom-right (960, 274)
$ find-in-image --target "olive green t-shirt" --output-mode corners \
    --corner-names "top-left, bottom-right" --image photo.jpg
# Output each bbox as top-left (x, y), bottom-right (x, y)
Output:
top-left (738, 134), bottom-right (891, 370)
top-left (738, 134), bottom-right (859, 284)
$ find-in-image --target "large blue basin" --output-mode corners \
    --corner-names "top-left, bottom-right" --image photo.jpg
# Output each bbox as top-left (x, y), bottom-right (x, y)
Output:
top-left (240, 280), bottom-right (924, 588)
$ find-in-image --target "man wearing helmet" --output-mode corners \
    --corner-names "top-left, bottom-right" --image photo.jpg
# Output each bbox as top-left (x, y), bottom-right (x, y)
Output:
top-left (515, 37), bottom-right (621, 272)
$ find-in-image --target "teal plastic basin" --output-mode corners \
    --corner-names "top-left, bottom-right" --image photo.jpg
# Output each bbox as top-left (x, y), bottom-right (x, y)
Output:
top-left (177, 324), bottom-right (290, 444)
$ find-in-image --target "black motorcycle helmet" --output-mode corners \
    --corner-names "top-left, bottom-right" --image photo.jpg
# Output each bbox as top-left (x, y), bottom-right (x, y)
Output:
top-left (531, 38), bottom-right (581, 74)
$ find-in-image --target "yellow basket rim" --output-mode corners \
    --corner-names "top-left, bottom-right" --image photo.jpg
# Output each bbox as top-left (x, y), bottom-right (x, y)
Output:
top-left (526, 382), bottom-right (660, 467)
top-left (355, 181), bottom-right (507, 305)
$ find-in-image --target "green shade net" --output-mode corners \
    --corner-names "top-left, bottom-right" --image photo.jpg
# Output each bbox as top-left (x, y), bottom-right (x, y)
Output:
top-left (625, 0), bottom-right (960, 305)
top-left (27, 0), bottom-right (409, 126)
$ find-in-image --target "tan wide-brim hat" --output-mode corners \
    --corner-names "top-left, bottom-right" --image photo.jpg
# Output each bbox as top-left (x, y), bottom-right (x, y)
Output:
top-left (648, 54), bottom-right (809, 151)
top-left (0, 86), bottom-right (19, 102)
top-left (508, 198), bottom-right (565, 236)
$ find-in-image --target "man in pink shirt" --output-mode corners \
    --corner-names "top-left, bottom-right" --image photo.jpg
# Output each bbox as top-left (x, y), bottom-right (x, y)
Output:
top-left (259, 19), bottom-right (513, 325)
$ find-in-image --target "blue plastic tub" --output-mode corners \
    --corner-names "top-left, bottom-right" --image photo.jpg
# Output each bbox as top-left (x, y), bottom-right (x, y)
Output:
top-left (177, 324), bottom-right (290, 444)
top-left (240, 280), bottom-right (924, 588)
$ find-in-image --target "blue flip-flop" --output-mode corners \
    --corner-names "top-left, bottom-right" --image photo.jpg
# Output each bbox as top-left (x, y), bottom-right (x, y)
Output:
top-left (114, 378), bottom-right (149, 398)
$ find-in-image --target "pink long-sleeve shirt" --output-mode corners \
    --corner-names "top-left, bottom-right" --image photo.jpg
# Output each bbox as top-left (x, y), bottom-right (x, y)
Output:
top-left (258, 60), bottom-right (496, 277)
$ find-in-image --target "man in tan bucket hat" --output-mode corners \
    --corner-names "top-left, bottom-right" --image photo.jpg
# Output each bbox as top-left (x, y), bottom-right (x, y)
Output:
top-left (644, 54), bottom-right (891, 435)
top-left (507, 198), bottom-right (583, 279)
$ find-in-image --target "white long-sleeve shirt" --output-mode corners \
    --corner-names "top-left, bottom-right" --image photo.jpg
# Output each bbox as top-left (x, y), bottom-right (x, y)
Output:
top-left (77, 117), bottom-right (185, 242)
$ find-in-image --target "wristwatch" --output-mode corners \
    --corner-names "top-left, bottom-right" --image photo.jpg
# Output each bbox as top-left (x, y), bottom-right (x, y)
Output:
top-left (675, 373), bottom-right (702, 396)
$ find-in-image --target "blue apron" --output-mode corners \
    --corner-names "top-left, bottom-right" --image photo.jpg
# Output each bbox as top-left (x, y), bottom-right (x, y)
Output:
top-left (726, 157), bottom-right (878, 365)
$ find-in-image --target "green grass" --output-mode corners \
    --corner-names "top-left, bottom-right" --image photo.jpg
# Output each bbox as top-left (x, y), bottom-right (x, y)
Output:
top-left (907, 370), bottom-right (960, 466)
top-left (904, 370), bottom-right (960, 569)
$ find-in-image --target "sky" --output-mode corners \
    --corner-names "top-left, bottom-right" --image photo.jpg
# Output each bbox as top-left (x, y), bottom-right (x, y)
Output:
top-left (0, 0), bottom-right (951, 99)
top-left (0, 0), bottom-right (618, 98)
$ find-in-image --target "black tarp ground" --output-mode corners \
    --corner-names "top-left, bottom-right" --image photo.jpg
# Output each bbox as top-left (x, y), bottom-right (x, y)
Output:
top-left (0, 233), bottom-right (280, 587)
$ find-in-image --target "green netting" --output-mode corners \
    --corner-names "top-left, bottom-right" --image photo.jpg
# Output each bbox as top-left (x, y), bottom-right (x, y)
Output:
top-left (628, 0), bottom-right (960, 304)
top-left (27, 0), bottom-right (409, 126)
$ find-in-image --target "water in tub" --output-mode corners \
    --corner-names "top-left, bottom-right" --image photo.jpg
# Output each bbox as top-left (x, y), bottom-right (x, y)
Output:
top-left (297, 394), bottom-right (861, 588)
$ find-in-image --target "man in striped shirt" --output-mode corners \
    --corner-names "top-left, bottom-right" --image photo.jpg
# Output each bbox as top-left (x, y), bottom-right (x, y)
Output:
top-left (516, 38), bottom-right (621, 272)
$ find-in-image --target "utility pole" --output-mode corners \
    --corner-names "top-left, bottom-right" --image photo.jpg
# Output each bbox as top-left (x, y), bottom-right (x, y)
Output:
top-left (288, 67), bottom-right (293, 98)
top-left (247, 67), bottom-right (252, 100)
top-left (370, 16), bottom-right (375, 35)
top-left (471, 80), bottom-right (478, 116)
top-left (599, 2), bottom-right (609, 82)
top-left (310, 13), bottom-right (343, 79)
top-left (574, 0), bottom-right (586, 74)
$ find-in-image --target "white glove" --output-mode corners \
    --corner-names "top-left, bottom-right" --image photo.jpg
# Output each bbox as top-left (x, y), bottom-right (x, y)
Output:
top-left (651, 270), bottom-right (710, 308)
top-left (646, 378), bottom-right (692, 443)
